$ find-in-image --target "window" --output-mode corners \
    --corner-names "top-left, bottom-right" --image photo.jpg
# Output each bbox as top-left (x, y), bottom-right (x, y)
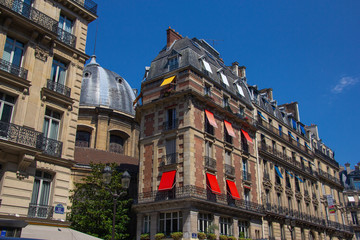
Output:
top-left (238, 221), bottom-right (249, 238)
top-left (275, 166), bottom-right (281, 185)
top-left (301, 229), bottom-right (305, 240)
top-left (286, 172), bottom-right (291, 188)
top-left (159, 212), bottom-right (182, 236)
top-left (75, 130), bottom-right (90, 147)
top-left (265, 190), bottom-right (270, 204)
top-left (0, 92), bottom-right (15, 123)
top-left (219, 217), bottom-right (232, 236)
top-left (168, 57), bottom-right (178, 71)
top-left (244, 188), bottom-right (250, 202)
top-left (165, 108), bottom-right (177, 130)
top-left (205, 114), bottom-right (214, 135)
top-left (272, 140), bottom-right (276, 152)
top-left (297, 200), bottom-right (302, 212)
top-left (223, 96), bottom-right (229, 108)
top-left (204, 84), bottom-right (211, 96)
top-left (50, 59), bottom-right (67, 86)
top-left (142, 215), bottom-right (150, 233)
top-left (282, 146), bottom-right (286, 157)
top-left (268, 222), bottom-right (273, 238)
top-left (280, 224), bottom-right (285, 240)
top-left (2, 36), bottom-right (24, 68)
top-left (352, 212), bottom-right (359, 225)
top-left (291, 152), bottom-right (296, 161)
top-left (268, 118), bottom-right (272, 125)
top-left (198, 213), bottom-right (212, 233)
top-left (239, 106), bottom-right (245, 118)
top-left (224, 123), bottom-right (232, 144)
top-left (165, 138), bottom-right (176, 164)
top-left (59, 14), bottom-right (73, 33)
top-left (205, 141), bottom-right (213, 158)
top-left (109, 134), bottom-right (124, 154)
top-left (296, 137), bottom-right (300, 146)
top-left (43, 109), bottom-right (61, 140)
top-left (295, 176), bottom-right (300, 192)
top-left (277, 193), bottom-right (282, 206)
top-left (201, 58), bottom-right (212, 74)
top-left (225, 150), bottom-right (231, 165)
top-left (29, 170), bottom-right (53, 218)
top-left (288, 197), bottom-right (292, 210)
top-left (243, 159), bottom-right (249, 181)
top-left (219, 72), bottom-right (229, 87)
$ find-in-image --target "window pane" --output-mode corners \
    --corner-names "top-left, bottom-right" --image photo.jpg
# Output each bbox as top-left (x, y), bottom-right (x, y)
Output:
top-left (39, 181), bottom-right (50, 205)
top-left (3, 41), bottom-right (12, 63)
top-left (30, 179), bottom-right (40, 204)
top-left (43, 118), bottom-right (50, 138)
top-left (49, 120), bottom-right (59, 140)
top-left (1, 104), bottom-right (13, 123)
top-left (58, 67), bottom-right (66, 85)
top-left (12, 47), bottom-right (23, 67)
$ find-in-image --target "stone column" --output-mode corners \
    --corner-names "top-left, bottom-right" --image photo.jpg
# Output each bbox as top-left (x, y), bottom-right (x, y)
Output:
top-left (136, 213), bottom-right (143, 240)
top-left (214, 214), bottom-right (220, 237)
top-left (233, 218), bottom-right (239, 238)
top-left (182, 210), bottom-right (198, 239)
top-left (150, 212), bottom-right (158, 240)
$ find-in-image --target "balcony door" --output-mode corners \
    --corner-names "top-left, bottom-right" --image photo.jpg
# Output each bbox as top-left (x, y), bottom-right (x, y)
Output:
top-left (12, 0), bottom-right (32, 17)
top-left (2, 37), bottom-right (24, 75)
top-left (29, 170), bottom-right (52, 218)
top-left (59, 14), bottom-right (73, 34)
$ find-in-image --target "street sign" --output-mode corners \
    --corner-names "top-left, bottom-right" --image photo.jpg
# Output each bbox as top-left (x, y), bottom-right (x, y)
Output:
top-left (54, 204), bottom-right (65, 214)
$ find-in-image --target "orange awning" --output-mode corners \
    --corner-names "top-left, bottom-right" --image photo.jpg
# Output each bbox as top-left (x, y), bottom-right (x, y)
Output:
top-left (205, 110), bottom-right (218, 128)
top-left (241, 129), bottom-right (253, 143)
top-left (226, 180), bottom-right (240, 200)
top-left (158, 170), bottom-right (176, 191)
top-left (160, 76), bottom-right (176, 87)
top-left (224, 120), bottom-right (235, 137)
top-left (206, 173), bottom-right (221, 195)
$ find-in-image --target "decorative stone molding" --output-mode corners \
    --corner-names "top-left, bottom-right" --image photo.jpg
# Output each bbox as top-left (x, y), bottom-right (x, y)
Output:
top-left (263, 179), bottom-right (272, 190)
top-left (17, 153), bottom-right (35, 179)
top-left (304, 195), bottom-right (312, 204)
top-left (274, 184), bottom-right (284, 193)
top-left (285, 186), bottom-right (294, 196)
top-left (312, 198), bottom-right (319, 206)
top-left (295, 191), bottom-right (303, 200)
top-left (35, 46), bottom-right (49, 61)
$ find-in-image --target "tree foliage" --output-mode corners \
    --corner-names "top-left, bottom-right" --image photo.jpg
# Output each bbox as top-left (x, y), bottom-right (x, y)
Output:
top-left (67, 163), bottom-right (131, 240)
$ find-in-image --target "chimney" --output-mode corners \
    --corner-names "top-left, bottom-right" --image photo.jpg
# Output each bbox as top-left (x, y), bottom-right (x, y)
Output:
top-left (239, 66), bottom-right (246, 78)
top-left (166, 27), bottom-right (182, 48)
top-left (345, 163), bottom-right (351, 174)
top-left (231, 62), bottom-right (239, 76)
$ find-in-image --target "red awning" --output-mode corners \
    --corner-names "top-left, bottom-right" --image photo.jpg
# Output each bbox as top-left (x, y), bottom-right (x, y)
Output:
top-left (158, 170), bottom-right (176, 191)
top-left (224, 120), bottom-right (236, 137)
top-left (226, 180), bottom-right (240, 200)
top-left (241, 129), bottom-right (253, 143)
top-left (205, 110), bottom-right (218, 128)
top-left (244, 185), bottom-right (251, 190)
top-left (206, 173), bottom-right (221, 195)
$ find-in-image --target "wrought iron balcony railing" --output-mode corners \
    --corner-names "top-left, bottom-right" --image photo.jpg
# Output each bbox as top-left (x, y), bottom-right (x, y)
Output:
top-left (0, 59), bottom-right (28, 79)
top-left (243, 170), bottom-right (251, 181)
top-left (47, 80), bottom-right (71, 97)
top-left (57, 27), bottom-right (76, 47)
top-left (204, 156), bottom-right (216, 170)
top-left (39, 136), bottom-right (63, 158)
top-left (136, 185), bottom-right (264, 215)
top-left (163, 119), bottom-right (178, 131)
top-left (314, 148), bottom-right (339, 168)
top-left (224, 164), bottom-right (235, 176)
top-left (75, 140), bottom-right (89, 147)
top-left (28, 203), bottom-right (53, 219)
top-left (160, 153), bottom-right (177, 166)
top-left (0, 0), bottom-right (58, 33)
top-left (318, 169), bottom-right (341, 185)
top-left (0, 121), bottom-right (42, 148)
top-left (70, 0), bottom-right (97, 15)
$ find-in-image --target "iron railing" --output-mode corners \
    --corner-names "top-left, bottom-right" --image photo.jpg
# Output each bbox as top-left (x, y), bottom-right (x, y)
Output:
top-left (243, 170), bottom-right (251, 181)
top-left (28, 204), bottom-right (53, 219)
top-left (318, 169), bottom-right (341, 185)
top-left (0, 59), bottom-right (28, 79)
top-left (57, 27), bottom-right (76, 47)
top-left (204, 156), bottom-right (216, 170)
top-left (39, 136), bottom-right (63, 158)
top-left (75, 140), bottom-right (89, 147)
top-left (70, 0), bottom-right (97, 15)
top-left (46, 80), bottom-right (71, 97)
top-left (0, 0), bottom-right (58, 33)
top-left (163, 119), bottom-right (178, 131)
top-left (161, 153), bottom-right (177, 166)
top-left (224, 164), bottom-right (235, 176)
top-left (136, 185), bottom-right (264, 214)
top-left (314, 148), bottom-right (339, 168)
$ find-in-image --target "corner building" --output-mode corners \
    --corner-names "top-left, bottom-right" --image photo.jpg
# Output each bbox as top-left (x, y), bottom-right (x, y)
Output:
top-left (0, 0), bottom-right (97, 237)
top-left (134, 28), bottom-right (263, 240)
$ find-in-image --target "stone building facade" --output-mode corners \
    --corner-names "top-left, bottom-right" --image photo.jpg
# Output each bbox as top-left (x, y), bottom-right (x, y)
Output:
top-left (134, 28), bottom-right (354, 240)
top-left (0, 0), bottom-right (97, 237)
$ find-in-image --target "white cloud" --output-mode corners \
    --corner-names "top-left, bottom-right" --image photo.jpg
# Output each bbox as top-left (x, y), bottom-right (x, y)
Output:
top-left (332, 76), bottom-right (359, 93)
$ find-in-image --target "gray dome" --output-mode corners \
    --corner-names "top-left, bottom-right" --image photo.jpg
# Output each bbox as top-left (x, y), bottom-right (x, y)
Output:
top-left (80, 56), bottom-right (136, 115)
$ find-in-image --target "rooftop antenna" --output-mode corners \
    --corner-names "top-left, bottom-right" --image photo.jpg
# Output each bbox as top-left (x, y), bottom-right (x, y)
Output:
top-left (93, 19), bottom-right (99, 55)
top-left (204, 39), bottom-right (224, 47)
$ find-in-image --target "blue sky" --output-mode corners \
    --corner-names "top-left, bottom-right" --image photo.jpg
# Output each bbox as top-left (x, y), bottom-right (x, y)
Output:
top-left (86, 0), bottom-right (360, 167)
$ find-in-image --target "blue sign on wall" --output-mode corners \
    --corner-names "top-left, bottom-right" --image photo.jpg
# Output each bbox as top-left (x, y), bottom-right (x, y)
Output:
top-left (1, 230), bottom-right (6, 236)
top-left (54, 204), bottom-right (65, 214)
top-left (192, 233), bottom-right (197, 238)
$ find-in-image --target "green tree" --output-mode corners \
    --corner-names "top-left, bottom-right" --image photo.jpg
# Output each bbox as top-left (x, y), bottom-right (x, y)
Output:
top-left (67, 163), bottom-right (131, 240)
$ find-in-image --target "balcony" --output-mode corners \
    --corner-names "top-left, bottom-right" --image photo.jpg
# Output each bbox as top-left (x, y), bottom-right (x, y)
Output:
top-left (224, 164), bottom-right (235, 176)
top-left (0, 0), bottom-right (58, 33)
top-left (318, 169), bottom-right (341, 186)
top-left (160, 153), bottom-right (177, 167)
top-left (39, 136), bottom-right (63, 158)
top-left (27, 204), bottom-right (53, 219)
top-left (204, 156), bottom-right (216, 170)
top-left (57, 27), bottom-right (76, 47)
top-left (136, 185), bottom-right (264, 215)
top-left (314, 148), bottom-right (339, 168)
top-left (70, 0), bottom-right (97, 15)
top-left (47, 80), bottom-right (71, 98)
top-left (0, 121), bottom-right (42, 149)
top-left (243, 170), bottom-right (251, 182)
top-left (0, 59), bottom-right (28, 79)
top-left (263, 172), bottom-right (270, 180)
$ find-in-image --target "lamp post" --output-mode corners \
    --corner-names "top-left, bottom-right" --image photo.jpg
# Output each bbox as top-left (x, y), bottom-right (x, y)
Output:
top-left (285, 215), bottom-right (296, 240)
top-left (102, 165), bottom-right (131, 240)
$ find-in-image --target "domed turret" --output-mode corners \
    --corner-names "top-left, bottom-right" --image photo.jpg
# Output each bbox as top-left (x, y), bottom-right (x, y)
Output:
top-left (80, 56), bottom-right (136, 115)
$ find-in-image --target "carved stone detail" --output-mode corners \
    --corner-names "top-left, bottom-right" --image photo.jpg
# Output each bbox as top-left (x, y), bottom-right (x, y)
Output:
top-left (263, 179), bottom-right (272, 190)
top-left (17, 153), bottom-right (35, 179)
top-left (285, 186), bottom-right (294, 196)
top-left (304, 194), bottom-right (312, 203)
top-left (35, 46), bottom-right (49, 61)
top-left (274, 184), bottom-right (284, 193)
top-left (295, 191), bottom-right (303, 200)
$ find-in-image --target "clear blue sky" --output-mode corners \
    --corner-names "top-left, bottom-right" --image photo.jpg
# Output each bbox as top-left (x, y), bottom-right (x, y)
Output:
top-left (86, 0), bottom-right (360, 167)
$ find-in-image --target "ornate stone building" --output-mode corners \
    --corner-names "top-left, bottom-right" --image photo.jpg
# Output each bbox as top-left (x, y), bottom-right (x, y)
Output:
top-left (0, 0), bottom-right (97, 237)
top-left (134, 28), bottom-right (354, 240)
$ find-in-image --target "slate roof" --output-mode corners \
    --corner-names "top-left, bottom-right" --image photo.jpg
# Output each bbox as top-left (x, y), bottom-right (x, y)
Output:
top-left (146, 37), bottom-right (253, 107)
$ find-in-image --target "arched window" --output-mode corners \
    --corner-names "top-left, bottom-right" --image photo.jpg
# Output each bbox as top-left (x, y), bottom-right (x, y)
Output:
top-left (75, 130), bottom-right (91, 147)
top-left (109, 134), bottom-right (124, 154)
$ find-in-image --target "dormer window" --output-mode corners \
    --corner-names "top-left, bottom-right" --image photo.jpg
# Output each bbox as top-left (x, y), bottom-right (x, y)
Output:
top-left (200, 57), bottom-right (212, 74)
top-left (168, 56), bottom-right (178, 71)
top-left (219, 71), bottom-right (229, 87)
top-left (236, 83), bottom-right (245, 97)
top-left (204, 84), bottom-right (211, 96)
